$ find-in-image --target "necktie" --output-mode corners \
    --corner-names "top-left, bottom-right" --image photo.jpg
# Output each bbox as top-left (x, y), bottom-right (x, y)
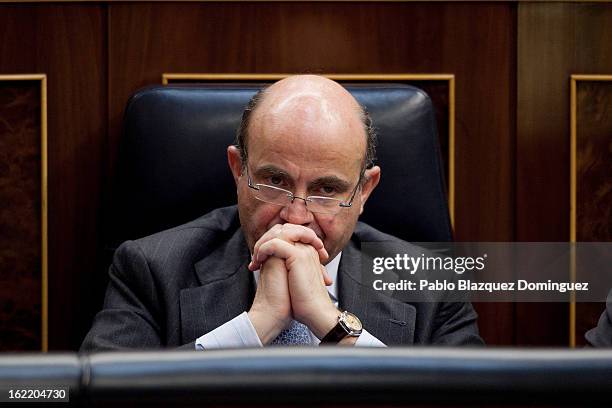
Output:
top-left (271, 320), bottom-right (312, 345)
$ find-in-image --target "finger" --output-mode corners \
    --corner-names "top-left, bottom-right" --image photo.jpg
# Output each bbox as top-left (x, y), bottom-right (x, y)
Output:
top-left (317, 247), bottom-right (330, 264)
top-left (321, 266), bottom-right (333, 286)
top-left (251, 224), bottom-right (329, 270)
top-left (253, 247), bottom-right (327, 272)
top-left (277, 225), bottom-right (328, 264)
top-left (257, 238), bottom-right (297, 263)
top-left (252, 224), bottom-right (283, 261)
top-left (250, 224), bottom-right (283, 271)
top-left (279, 224), bottom-right (325, 251)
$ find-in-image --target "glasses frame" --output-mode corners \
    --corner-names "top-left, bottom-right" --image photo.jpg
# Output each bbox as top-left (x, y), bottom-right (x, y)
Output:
top-left (245, 164), bottom-right (365, 214)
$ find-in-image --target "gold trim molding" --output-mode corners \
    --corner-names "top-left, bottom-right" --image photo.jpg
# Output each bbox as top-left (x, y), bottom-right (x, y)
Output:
top-left (569, 74), bottom-right (612, 348)
top-left (0, 74), bottom-right (48, 352)
top-left (162, 73), bottom-right (456, 227)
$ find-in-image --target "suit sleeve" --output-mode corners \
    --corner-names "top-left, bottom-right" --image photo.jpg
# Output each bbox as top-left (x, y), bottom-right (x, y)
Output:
top-left (430, 301), bottom-right (485, 346)
top-left (80, 241), bottom-right (165, 351)
top-left (585, 290), bottom-right (612, 347)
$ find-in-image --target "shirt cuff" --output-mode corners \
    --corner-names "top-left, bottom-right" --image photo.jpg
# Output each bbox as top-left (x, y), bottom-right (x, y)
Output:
top-left (195, 311), bottom-right (263, 350)
top-left (354, 329), bottom-right (387, 347)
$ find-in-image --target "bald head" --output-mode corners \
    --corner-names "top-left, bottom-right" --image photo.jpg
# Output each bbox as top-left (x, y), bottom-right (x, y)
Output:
top-left (234, 75), bottom-right (376, 170)
top-left (258, 75), bottom-right (362, 121)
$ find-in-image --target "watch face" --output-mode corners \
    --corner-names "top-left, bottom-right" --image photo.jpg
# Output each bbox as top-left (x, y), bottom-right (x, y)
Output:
top-left (343, 312), bottom-right (363, 331)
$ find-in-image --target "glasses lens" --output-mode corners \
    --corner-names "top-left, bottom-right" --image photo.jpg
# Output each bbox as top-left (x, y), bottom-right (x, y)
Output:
top-left (308, 197), bottom-right (342, 215)
top-left (249, 180), bottom-right (344, 215)
top-left (254, 184), bottom-right (292, 205)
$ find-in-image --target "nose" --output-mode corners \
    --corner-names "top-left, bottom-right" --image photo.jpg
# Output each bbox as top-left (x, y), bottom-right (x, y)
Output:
top-left (279, 196), bottom-right (314, 225)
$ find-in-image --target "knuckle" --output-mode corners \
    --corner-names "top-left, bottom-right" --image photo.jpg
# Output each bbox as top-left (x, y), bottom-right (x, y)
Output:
top-left (269, 237), bottom-right (283, 247)
top-left (299, 225), bottom-right (312, 237)
top-left (299, 243), bottom-right (317, 256)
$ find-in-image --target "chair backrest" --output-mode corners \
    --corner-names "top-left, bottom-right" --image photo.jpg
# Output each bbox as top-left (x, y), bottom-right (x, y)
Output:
top-left (109, 83), bottom-right (452, 249)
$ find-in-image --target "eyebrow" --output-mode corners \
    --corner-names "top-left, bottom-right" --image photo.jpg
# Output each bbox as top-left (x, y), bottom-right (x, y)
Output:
top-left (253, 164), bottom-right (352, 191)
top-left (253, 165), bottom-right (291, 180)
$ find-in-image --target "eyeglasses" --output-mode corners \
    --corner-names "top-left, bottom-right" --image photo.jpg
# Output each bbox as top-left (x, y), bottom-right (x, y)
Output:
top-left (246, 166), bottom-right (364, 215)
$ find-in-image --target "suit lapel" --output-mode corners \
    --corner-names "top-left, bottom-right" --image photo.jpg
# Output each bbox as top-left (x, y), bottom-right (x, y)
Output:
top-left (179, 228), bottom-right (254, 344)
top-left (338, 239), bottom-right (416, 345)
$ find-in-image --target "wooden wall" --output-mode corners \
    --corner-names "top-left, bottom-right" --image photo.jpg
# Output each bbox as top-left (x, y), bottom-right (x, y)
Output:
top-left (0, 1), bottom-right (610, 350)
top-left (517, 3), bottom-right (612, 346)
top-left (0, 5), bottom-right (107, 351)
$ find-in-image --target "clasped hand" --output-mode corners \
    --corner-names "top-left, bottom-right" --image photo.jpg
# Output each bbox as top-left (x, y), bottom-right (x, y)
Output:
top-left (247, 224), bottom-right (341, 344)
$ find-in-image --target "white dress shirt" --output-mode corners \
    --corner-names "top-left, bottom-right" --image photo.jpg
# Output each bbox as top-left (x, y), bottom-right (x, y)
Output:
top-left (196, 252), bottom-right (386, 349)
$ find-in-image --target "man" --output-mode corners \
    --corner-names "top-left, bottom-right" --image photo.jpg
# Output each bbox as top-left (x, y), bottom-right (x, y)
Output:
top-left (81, 75), bottom-right (482, 350)
top-left (585, 289), bottom-right (612, 347)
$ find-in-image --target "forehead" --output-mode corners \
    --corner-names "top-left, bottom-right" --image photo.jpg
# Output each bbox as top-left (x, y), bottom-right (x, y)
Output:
top-left (247, 92), bottom-right (366, 178)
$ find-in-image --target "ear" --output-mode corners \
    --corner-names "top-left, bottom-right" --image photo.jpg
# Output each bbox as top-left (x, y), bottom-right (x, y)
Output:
top-left (358, 166), bottom-right (381, 215)
top-left (227, 145), bottom-right (243, 186)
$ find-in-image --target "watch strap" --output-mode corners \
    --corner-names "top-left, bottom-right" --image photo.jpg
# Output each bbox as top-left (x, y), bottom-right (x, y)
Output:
top-left (320, 320), bottom-right (350, 344)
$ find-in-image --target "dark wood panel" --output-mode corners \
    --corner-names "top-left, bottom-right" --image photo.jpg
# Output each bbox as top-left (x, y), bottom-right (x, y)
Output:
top-left (517, 3), bottom-right (612, 346)
top-left (0, 5), bottom-right (107, 350)
top-left (472, 302), bottom-right (516, 346)
top-left (576, 80), bottom-right (612, 242)
top-left (575, 79), bottom-right (612, 346)
top-left (41, 7), bottom-right (107, 351)
top-left (0, 79), bottom-right (42, 351)
top-left (516, 3), bottom-right (573, 347)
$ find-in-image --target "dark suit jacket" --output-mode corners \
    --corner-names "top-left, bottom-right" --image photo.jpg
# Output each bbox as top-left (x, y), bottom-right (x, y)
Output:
top-left (81, 206), bottom-right (483, 351)
top-left (585, 290), bottom-right (612, 347)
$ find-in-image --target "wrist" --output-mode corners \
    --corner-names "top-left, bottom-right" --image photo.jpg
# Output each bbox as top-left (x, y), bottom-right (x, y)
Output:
top-left (338, 335), bottom-right (359, 346)
top-left (308, 305), bottom-right (341, 339)
top-left (247, 309), bottom-right (287, 344)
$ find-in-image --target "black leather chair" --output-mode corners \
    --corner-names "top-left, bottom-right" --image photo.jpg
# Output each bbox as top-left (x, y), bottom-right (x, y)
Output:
top-left (108, 83), bottom-right (451, 250)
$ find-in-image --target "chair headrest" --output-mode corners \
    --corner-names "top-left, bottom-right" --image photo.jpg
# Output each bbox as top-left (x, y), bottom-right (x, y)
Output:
top-left (110, 83), bottom-right (451, 247)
